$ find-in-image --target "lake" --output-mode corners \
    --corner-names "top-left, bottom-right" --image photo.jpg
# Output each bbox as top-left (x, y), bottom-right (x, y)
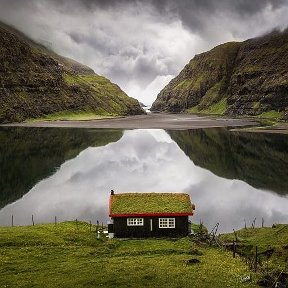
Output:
top-left (0, 127), bottom-right (288, 233)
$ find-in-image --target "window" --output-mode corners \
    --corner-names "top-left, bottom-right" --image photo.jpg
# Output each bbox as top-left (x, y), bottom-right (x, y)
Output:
top-left (159, 218), bottom-right (175, 228)
top-left (127, 218), bottom-right (144, 226)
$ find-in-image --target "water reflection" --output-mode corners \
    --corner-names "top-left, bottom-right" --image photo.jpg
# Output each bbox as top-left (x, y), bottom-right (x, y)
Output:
top-left (0, 129), bottom-right (288, 232)
top-left (0, 127), bottom-right (122, 208)
top-left (169, 129), bottom-right (288, 195)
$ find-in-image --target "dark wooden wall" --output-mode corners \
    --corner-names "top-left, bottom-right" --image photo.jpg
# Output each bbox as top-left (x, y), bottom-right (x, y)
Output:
top-left (113, 216), bottom-right (189, 238)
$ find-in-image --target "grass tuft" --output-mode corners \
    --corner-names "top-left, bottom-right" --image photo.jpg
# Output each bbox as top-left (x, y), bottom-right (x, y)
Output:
top-left (257, 110), bottom-right (284, 120)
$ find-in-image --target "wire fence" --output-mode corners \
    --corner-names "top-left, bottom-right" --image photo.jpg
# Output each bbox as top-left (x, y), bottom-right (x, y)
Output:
top-left (7, 214), bottom-right (108, 237)
top-left (190, 219), bottom-right (288, 287)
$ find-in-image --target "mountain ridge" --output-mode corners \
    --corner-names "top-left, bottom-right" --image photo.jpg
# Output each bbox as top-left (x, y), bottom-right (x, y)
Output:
top-left (151, 29), bottom-right (288, 121)
top-left (0, 22), bottom-right (144, 123)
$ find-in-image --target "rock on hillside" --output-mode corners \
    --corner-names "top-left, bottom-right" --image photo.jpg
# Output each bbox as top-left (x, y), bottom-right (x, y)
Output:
top-left (151, 29), bottom-right (288, 120)
top-left (0, 22), bottom-right (144, 123)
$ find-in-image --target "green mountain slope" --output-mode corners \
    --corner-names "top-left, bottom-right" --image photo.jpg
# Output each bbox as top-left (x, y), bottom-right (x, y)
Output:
top-left (152, 29), bottom-right (288, 121)
top-left (0, 22), bottom-right (144, 123)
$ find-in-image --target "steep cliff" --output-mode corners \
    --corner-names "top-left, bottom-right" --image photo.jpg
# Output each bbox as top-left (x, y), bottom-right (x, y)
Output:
top-left (0, 23), bottom-right (144, 123)
top-left (151, 29), bottom-right (288, 120)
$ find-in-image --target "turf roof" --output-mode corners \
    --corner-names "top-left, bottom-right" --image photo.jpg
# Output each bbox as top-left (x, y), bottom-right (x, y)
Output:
top-left (110, 193), bottom-right (193, 215)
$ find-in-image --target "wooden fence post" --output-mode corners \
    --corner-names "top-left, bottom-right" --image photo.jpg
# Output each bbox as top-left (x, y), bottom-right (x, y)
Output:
top-left (233, 229), bottom-right (238, 242)
top-left (11, 215), bottom-right (14, 227)
top-left (54, 216), bottom-right (57, 225)
top-left (96, 220), bottom-right (100, 238)
top-left (32, 215), bottom-right (35, 226)
top-left (252, 218), bottom-right (256, 229)
top-left (96, 221), bottom-right (99, 234)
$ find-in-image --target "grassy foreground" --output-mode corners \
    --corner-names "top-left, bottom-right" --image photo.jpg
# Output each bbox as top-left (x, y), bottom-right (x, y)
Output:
top-left (222, 224), bottom-right (288, 272)
top-left (0, 222), bottom-right (256, 288)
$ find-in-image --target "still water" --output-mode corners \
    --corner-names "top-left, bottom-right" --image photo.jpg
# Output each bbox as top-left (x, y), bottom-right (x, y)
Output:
top-left (0, 127), bottom-right (288, 232)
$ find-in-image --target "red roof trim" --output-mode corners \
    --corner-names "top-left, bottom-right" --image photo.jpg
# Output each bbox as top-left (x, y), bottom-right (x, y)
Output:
top-left (109, 212), bottom-right (193, 218)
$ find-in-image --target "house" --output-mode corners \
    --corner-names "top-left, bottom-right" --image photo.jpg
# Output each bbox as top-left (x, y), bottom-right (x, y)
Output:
top-left (108, 191), bottom-right (195, 238)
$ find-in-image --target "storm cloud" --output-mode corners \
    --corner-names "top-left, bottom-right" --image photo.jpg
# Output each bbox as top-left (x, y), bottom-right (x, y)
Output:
top-left (0, 0), bottom-right (287, 104)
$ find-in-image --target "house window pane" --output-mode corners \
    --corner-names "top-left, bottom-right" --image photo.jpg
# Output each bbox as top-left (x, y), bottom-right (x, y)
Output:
top-left (127, 218), bottom-right (144, 226)
top-left (159, 218), bottom-right (175, 228)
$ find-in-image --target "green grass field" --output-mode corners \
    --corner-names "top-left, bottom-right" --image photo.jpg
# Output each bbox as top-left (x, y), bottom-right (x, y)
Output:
top-left (0, 221), bottom-right (257, 288)
top-left (222, 224), bottom-right (288, 272)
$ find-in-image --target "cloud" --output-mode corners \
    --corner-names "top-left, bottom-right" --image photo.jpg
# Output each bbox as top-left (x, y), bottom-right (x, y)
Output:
top-left (0, 0), bottom-right (287, 104)
top-left (127, 75), bottom-right (175, 105)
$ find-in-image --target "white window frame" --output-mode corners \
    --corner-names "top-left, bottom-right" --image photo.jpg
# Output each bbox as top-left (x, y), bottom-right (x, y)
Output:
top-left (127, 218), bottom-right (144, 226)
top-left (159, 218), bottom-right (175, 228)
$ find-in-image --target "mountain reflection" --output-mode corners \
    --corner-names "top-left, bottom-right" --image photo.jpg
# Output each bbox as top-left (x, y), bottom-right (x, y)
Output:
top-left (0, 129), bottom-right (287, 232)
top-left (0, 127), bottom-right (123, 208)
top-left (169, 129), bottom-right (288, 195)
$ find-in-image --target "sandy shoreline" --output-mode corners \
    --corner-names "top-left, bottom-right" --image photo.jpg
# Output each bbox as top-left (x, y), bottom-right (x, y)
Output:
top-left (0, 113), bottom-right (261, 130)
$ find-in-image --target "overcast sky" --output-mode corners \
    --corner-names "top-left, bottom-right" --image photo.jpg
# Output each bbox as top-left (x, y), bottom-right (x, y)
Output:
top-left (0, 0), bottom-right (288, 104)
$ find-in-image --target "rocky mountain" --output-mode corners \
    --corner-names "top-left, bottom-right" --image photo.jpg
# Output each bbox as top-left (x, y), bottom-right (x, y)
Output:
top-left (151, 29), bottom-right (288, 121)
top-left (0, 22), bottom-right (144, 123)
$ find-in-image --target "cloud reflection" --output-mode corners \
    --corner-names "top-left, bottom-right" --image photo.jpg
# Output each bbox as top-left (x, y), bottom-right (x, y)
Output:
top-left (0, 129), bottom-right (288, 232)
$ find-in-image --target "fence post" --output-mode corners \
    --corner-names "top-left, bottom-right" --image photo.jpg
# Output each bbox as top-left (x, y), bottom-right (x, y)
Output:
top-left (32, 215), bottom-right (35, 226)
top-left (233, 240), bottom-right (236, 258)
top-left (96, 225), bottom-right (99, 238)
top-left (54, 216), bottom-right (57, 225)
top-left (11, 215), bottom-right (14, 227)
top-left (233, 229), bottom-right (238, 242)
top-left (252, 218), bottom-right (256, 229)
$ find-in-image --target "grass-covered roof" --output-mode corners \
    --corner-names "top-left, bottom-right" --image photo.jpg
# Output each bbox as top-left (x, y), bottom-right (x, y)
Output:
top-left (110, 193), bottom-right (193, 216)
